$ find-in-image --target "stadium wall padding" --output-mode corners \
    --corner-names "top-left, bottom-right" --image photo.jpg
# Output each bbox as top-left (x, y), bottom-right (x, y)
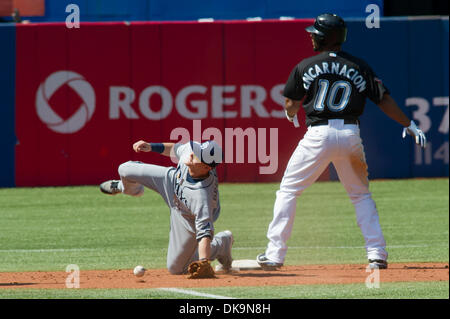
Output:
top-left (344, 17), bottom-right (449, 179)
top-left (1, 17), bottom-right (448, 187)
top-left (0, 24), bottom-right (16, 188)
top-left (16, 0), bottom-right (383, 22)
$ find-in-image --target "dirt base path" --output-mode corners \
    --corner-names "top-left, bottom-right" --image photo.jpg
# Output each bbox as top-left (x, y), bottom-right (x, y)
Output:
top-left (0, 263), bottom-right (448, 289)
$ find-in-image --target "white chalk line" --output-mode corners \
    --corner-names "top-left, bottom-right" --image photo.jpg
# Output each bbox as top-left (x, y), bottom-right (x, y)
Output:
top-left (158, 287), bottom-right (236, 299)
top-left (0, 243), bottom-right (446, 253)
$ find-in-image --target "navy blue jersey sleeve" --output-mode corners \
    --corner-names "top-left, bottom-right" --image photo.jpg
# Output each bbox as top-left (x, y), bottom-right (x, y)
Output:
top-left (365, 67), bottom-right (390, 104)
top-left (283, 63), bottom-right (306, 101)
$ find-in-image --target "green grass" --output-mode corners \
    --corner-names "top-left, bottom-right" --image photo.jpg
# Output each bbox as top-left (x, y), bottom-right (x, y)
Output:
top-left (0, 281), bottom-right (447, 299)
top-left (193, 281), bottom-right (450, 299)
top-left (0, 178), bottom-right (448, 298)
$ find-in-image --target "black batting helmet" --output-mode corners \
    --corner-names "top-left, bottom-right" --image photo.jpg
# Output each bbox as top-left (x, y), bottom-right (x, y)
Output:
top-left (306, 13), bottom-right (347, 48)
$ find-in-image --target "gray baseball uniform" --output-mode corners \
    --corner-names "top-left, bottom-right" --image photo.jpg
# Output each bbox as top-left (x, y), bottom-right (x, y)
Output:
top-left (117, 141), bottom-right (230, 274)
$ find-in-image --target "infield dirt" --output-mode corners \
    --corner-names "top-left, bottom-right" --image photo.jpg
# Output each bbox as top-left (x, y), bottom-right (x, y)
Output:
top-left (0, 263), bottom-right (448, 289)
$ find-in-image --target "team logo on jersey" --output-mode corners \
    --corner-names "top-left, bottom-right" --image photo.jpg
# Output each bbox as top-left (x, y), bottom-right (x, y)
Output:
top-left (200, 141), bottom-right (210, 150)
top-left (36, 71), bottom-right (96, 134)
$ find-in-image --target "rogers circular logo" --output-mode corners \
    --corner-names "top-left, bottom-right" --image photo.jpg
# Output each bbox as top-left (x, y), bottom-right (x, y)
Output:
top-left (36, 71), bottom-right (95, 134)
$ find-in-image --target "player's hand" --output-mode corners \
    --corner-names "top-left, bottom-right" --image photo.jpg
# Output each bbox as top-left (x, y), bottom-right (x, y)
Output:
top-left (285, 110), bottom-right (300, 128)
top-left (402, 121), bottom-right (427, 148)
top-left (285, 110), bottom-right (295, 122)
top-left (133, 140), bottom-right (151, 152)
top-left (187, 260), bottom-right (216, 279)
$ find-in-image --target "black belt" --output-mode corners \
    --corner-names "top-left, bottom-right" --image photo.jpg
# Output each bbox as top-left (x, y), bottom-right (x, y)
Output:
top-left (310, 119), bottom-right (359, 127)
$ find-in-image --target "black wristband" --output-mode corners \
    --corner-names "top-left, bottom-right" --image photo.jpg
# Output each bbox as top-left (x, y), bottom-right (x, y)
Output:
top-left (150, 143), bottom-right (164, 154)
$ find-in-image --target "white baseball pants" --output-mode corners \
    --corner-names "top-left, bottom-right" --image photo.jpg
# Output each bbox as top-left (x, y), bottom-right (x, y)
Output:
top-left (265, 119), bottom-right (388, 264)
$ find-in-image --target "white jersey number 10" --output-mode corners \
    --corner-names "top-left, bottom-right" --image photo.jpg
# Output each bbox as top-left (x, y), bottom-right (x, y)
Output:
top-left (313, 79), bottom-right (352, 112)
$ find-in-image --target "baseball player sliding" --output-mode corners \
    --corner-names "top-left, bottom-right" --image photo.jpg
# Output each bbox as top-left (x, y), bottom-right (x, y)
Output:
top-left (257, 13), bottom-right (426, 270)
top-left (100, 140), bottom-right (233, 278)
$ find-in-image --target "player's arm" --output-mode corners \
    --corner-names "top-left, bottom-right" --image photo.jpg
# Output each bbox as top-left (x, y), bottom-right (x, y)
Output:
top-left (377, 93), bottom-right (427, 147)
top-left (377, 94), bottom-right (410, 127)
top-left (198, 236), bottom-right (212, 260)
top-left (283, 64), bottom-right (305, 123)
top-left (132, 141), bottom-right (175, 157)
top-left (285, 98), bottom-right (302, 120)
top-left (194, 202), bottom-right (215, 260)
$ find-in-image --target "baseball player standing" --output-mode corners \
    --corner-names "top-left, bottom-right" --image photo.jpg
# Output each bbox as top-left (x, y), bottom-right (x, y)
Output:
top-left (100, 139), bottom-right (233, 276)
top-left (257, 13), bottom-right (426, 270)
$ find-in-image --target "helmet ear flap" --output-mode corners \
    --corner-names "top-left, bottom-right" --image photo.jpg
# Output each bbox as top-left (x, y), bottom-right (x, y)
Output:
top-left (311, 33), bottom-right (325, 51)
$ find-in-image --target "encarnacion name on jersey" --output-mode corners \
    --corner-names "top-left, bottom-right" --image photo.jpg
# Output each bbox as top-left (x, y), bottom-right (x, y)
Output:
top-left (303, 62), bottom-right (367, 92)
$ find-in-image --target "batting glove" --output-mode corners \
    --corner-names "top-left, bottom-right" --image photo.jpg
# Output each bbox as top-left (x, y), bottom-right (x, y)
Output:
top-left (402, 120), bottom-right (427, 148)
top-left (285, 110), bottom-right (300, 128)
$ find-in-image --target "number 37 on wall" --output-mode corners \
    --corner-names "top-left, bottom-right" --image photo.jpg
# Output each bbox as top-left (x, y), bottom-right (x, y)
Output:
top-left (406, 97), bottom-right (449, 165)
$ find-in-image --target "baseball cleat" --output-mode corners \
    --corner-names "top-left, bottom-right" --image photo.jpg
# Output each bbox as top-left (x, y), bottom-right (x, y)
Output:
top-left (216, 230), bottom-right (234, 273)
top-left (100, 180), bottom-right (121, 195)
top-left (256, 253), bottom-right (283, 270)
top-left (368, 259), bottom-right (388, 269)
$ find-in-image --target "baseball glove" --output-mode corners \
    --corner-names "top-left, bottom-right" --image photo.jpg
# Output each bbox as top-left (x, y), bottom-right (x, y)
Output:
top-left (187, 260), bottom-right (216, 279)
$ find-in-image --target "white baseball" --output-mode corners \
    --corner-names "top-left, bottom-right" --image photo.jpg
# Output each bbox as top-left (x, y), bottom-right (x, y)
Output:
top-left (133, 265), bottom-right (146, 277)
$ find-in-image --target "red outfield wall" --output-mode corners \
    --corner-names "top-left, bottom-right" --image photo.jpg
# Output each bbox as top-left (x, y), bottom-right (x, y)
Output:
top-left (15, 20), bottom-right (332, 186)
